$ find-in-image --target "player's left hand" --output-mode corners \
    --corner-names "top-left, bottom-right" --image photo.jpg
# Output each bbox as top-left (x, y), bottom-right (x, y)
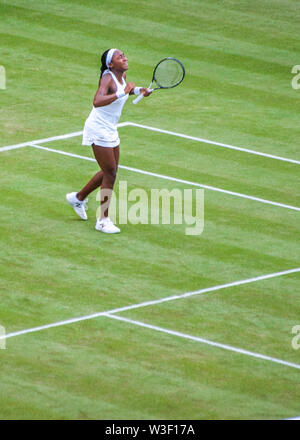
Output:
top-left (141, 88), bottom-right (153, 97)
top-left (125, 82), bottom-right (135, 94)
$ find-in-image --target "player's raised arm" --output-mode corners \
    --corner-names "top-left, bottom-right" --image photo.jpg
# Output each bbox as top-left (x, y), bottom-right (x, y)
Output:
top-left (93, 74), bottom-right (122, 107)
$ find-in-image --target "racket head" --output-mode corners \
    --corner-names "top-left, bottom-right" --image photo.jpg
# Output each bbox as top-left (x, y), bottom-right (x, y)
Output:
top-left (152, 57), bottom-right (185, 89)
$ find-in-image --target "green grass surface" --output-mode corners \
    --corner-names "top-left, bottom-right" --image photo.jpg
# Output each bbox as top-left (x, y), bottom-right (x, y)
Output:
top-left (0, 0), bottom-right (299, 420)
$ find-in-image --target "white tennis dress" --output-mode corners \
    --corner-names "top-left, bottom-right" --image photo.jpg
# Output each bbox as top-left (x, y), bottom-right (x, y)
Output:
top-left (82, 70), bottom-right (129, 148)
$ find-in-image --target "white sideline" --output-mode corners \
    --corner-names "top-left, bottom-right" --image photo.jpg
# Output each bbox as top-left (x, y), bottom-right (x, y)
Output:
top-left (104, 314), bottom-right (300, 371)
top-left (28, 143), bottom-right (300, 212)
top-left (1, 267), bottom-right (299, 371)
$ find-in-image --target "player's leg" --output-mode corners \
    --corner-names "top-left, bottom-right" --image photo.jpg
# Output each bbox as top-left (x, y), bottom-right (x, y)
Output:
top-left (113, 145), bottom-right (120, 168)
top-left (93, 144), bottom-right (120, 233)
top-left (74, 145), bottom-right (119, 202)
top-left (92, 144), bottom-right (118, 216)
top-left (76, 170), bottom-right (103, 201)
top-left (66, 166), bottom-right (103, 220)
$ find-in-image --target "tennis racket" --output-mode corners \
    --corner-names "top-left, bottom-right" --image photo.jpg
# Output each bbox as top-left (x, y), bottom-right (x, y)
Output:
top-left (133, 57), bottom-right (185, 104)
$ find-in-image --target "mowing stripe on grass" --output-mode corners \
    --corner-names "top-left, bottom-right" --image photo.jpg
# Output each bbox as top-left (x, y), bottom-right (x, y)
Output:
top-left (104, 314), bottom-right (300, 371)
top-left (27, 143), bottom-right (300, 212)
top-left (1, 267), bottom-right (299, 350)
top-left (126, 122), bottom-right (300, 165)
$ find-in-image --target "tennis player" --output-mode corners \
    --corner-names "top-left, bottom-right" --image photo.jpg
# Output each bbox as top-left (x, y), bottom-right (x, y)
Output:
top-left (66, 48), bottom-right (151, 233)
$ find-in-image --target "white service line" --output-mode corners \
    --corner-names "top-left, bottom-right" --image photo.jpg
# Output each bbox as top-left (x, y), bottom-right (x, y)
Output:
top-left (126, 122), bottom-right (300, 166)
top-left (1, 267), bottom-right (299, 341)
top-left (0, 131), bottom-right (82, 152)
top-left (28, 143), bottom-right (300, 212)
top-left (1, 121), bottom-right (300, 165)
top-left (104, 314), bottom-right (300, 371)
top-left (0, 122), bottom-right (130, 152)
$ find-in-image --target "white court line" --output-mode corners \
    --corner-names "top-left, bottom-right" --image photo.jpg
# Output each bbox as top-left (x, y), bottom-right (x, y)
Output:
top-left (0, 131), bottom-right (82, 152)
top-left (0, 122), bottom-right (130, 152)
top-left (28, 143), bottom-right (96, 162)
top-left (104, 314), bottom-right (300, 371)
top-left (125, 122), bottom-right (300, 166)
top-left (104, 267), bottom-right (300, 315)
top-left (27, 143), bottom-right (300, 212)
top-left (1, 266), bottom-right (299, 350)
top-left (1, 121), bottom-right (299, 165)
top-left (0, 141), bottom-right (37, 153)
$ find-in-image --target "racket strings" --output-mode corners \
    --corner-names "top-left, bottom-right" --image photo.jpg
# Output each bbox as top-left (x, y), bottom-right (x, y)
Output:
top-left (154, 59), bottom-right (184, 88)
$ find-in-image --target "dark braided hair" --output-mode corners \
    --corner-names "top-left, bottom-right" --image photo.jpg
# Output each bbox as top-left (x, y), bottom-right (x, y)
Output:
top-left (100, 49), bottom-right (111, 80)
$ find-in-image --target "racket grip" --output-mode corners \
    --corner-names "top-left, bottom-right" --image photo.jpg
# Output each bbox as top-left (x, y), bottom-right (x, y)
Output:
top-left (132, 93), bottom-right (145, 105)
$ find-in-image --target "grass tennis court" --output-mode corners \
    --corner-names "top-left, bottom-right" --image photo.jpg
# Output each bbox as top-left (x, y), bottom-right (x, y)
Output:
top-left (0, 0), bottom-right (299, 420)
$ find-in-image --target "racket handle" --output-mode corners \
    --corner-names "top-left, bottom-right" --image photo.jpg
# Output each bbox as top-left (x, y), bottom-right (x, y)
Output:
top-left (132, 93), bottom-right (145, 105)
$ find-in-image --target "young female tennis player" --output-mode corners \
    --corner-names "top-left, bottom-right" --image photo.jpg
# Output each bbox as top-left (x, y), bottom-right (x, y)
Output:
top-left (66, 48), bottom-right (151, 233)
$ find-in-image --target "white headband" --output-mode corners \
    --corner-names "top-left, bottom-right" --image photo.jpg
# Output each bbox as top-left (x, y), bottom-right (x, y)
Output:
top-left (106, 48), bottom-right (117, 68)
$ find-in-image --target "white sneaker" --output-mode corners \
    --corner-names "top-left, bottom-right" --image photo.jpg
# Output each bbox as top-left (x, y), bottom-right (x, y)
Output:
top-left (66, 192), bottom-right (88, 220)
top-left (95, 217), bottom-right (120, 234)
